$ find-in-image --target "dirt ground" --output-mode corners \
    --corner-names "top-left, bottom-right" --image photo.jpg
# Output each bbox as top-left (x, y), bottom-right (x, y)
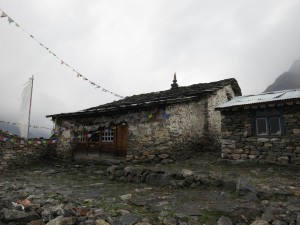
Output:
top-left (0, 152), bottom-right (299, 224)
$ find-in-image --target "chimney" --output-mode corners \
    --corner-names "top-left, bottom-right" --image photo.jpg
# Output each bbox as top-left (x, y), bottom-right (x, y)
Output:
top-left (171, 73), bottom-right (179, 90)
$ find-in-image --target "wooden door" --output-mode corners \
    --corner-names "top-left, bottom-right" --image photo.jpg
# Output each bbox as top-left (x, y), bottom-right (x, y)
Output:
top-left (115, 125), bottom-right (128, 156)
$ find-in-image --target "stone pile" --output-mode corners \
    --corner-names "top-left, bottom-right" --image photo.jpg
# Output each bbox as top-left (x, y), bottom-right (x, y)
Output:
top-left (106, 165), bottom-right (224, 187)
top-left (0, 194), bottom-right (150, 225)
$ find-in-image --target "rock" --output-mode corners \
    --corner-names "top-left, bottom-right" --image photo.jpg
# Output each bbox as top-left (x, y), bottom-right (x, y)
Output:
top-left (148, 201), bottom-right (171, 212)
top-left (250, 220), bottom-right (270, 225)
top-left (115, 170), bottom-right (125, 177)
top-left (262, 208), bottom-right (274, 222)
top-left (83, 219), bottom-right (95, 225)
top-left (119, 213), bottom-right (141, 225)
top-left (106, 165), bottom-right (118, 174)
top-left (261, 200), bottom-right (270, 207)
top-left (287, 196), bottom-right (300, 213)
top-left (161, 159), bottom-right (173, 164)
top-left (185, 176), bottom-right (194, 185)
top-left (2, 208), bottom-right (40, 222)
top-left (145, 173), bottom-right (171, 186)
top-left (95, 219), bottom-right (110, 225)
top-left (46, 216), bottom-right (77, 225)
top-left (162, 217), bottom-right (177, 225)
top-left (170, 180), bottom-right (185, 187)
top-left (135, 223), bottom-right (152, 225)
top-left (272, 220), bottom-right (287, 225)
top-left (120, 194), bottom-right (132, 201)
top-left (236, 177), bottom-right (258, 197)
top-left (292, 129), bottom-right (300, 134)
top-left (77, 216), bottom-right (88, 224)
top-left (117, 209), bottom-right (131, 216)
top-left (182, 169), bottom-right (193, 178)
top-left (296, 213), bottom-right (300, 225)
top-left (28, 220), bottom-right (46, 225)
top-left (257, 138), bottom-right (269, 142)
top-left (276, 157), bottom-right (289, 164)
top-left (158, 154), bottom-right (169, 159)
top-left (11, 201), bottom-right (24, 210)
top-left (217, 216), bottom-right (233, 225)
top-left (124, 167), bottom-right (144, 177)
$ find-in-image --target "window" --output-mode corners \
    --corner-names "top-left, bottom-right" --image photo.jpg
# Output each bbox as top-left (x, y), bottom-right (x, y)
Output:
top-left (256, 118), bottom-right (268, 135)
top-left (269, 117), bottom-right (281, 135)
top-left (89, 131), bottom-right (100, 142)
top-left (78, 130), bottom-right (87, 142)
top-left (256, 116), bottom-right (282, 136)
top-left (102, 128), bottom-right (114, 142)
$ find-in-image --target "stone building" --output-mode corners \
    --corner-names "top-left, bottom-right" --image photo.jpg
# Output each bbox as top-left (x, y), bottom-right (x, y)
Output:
top-left (47, 76), bottom-right (241, 162)
top-left (216, 89), bottom-right (300, 165)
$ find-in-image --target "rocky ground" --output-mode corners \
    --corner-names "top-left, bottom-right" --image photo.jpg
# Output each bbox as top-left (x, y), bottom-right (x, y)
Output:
top-left (0, 152), bottom-right (299, 225)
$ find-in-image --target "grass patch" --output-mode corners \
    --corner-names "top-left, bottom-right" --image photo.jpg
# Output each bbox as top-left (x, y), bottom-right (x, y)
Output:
top-left (198, 210), bottom-right (225, 224)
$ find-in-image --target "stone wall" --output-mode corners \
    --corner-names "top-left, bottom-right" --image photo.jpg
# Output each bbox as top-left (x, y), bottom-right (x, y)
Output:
top-left (220, 105), bottom-right (300, 165)
top-left (127, 100), bottom-right (207, 161)
top-left (56, 101), bottom-right (207, 162)
top-left (207, 85), bottom-right (236, 147)
top-left (0, 133), bottom-right (56, 171)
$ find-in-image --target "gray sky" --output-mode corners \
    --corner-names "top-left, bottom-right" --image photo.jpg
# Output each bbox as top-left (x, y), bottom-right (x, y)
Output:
top-left (1, 0), bottom-right (300, 136)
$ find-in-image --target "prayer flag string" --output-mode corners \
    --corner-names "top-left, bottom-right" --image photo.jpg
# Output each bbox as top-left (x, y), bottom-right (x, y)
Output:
top-left (0, 120), bottom-right (52, 130)
top-left (0, 9), bottom-right (124, 98)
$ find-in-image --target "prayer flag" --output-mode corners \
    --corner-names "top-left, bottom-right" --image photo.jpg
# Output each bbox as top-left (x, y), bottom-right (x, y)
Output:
top-left (1, 11), bottom-right (7, 18)
top-left (8, 17), bottom-right (14, 24)
top-left (19, 77), bottom-right (33, 139)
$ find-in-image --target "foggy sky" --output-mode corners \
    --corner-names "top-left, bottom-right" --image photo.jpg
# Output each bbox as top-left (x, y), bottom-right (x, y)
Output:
top-left (1, 0), bottom-right (300, 136)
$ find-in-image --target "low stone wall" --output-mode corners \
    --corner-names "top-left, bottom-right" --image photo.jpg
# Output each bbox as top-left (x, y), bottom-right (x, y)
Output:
top-left (0, 133), bottom-right (56, 171)
top-left (106, 164), bottom-right (225, 187)
top-left (220, 106), bottom-right (300, 165)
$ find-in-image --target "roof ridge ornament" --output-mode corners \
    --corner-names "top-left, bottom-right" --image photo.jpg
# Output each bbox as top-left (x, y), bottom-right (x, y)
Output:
top-left (171, 73), bottom-right (179, 90)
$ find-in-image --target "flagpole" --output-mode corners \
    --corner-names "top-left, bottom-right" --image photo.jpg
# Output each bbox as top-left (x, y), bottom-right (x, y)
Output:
top-left (26, 75), bottom-right (34, 139)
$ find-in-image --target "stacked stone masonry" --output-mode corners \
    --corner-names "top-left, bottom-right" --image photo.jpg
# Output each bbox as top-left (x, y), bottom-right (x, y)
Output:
top-left (0, 135), bottom-right (55, 171)
top-left (220, 105), bottom-right (300, 165)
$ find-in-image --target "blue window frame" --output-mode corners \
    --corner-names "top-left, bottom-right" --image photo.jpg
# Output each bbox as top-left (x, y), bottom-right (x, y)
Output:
top-left (253, 109), bottom-right (283, 136)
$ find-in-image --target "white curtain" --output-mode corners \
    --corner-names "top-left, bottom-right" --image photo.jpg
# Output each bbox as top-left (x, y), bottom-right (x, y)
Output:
top-left (19, 78), bottom-right (33, 139)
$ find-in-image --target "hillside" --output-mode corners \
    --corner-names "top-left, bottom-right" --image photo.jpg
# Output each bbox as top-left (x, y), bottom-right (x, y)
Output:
top-left (265, 58), bottom-right (300, 92)
top-left (0, 122), bottom-right (51, 138)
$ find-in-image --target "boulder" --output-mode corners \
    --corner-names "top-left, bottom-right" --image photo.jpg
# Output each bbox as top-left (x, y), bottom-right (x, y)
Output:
top-left (27, 220), bottom-right (46, 225)
top-left (2, 208), bottom-right (40, 222)
top-left (236, 177), bottom-right (258, 197)
top-left (261, 208), bottom-right (274, 222)
top-left (145, 173), bottom-right (171, 186)
top-left (170, 180), bottom-right (185, 187)
top-left (182, 169), bottom-right (193, 178)
top-left (46, 216), bottom-right (77, 225)
top-left (272, 220), bottom-right (287, 225)
top-left (95, 219), bottom-right (110, 225)
top-left (250, 220), bottom-right (270, 225)
top-left (124, 167), bottom-right (145, 177)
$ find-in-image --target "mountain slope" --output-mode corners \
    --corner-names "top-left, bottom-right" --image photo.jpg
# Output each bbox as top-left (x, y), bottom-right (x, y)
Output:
top-left (0, 123), bottom-right (51, 138)
top-left (265, 58), bottom-right (300, 92)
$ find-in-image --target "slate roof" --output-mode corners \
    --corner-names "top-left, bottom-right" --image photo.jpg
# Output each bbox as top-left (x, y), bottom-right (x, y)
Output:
top-left (47, 78), bottom-right (241, 118)
top-left (216, 88), bottom-right (300, 109)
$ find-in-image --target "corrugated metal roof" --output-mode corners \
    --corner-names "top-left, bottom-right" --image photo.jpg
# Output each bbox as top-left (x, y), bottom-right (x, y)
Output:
top-left (217, 89), bottom-right (300, 109)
